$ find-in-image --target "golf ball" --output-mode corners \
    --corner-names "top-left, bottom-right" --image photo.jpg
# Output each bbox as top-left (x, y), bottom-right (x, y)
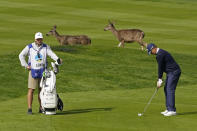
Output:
top-left (138, 113), bottom-right (142, 116)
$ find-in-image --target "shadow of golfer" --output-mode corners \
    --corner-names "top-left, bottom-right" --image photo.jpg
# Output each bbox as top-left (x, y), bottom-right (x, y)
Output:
top-left (56, 107), bottom-right (113, 115)
top-left (178, 111), bottom-right (197, 115)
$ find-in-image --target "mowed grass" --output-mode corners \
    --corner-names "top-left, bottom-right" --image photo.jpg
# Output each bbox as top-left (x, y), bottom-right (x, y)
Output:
top-left (0, 0), bottom-right (197, 131)
top-left (0, 88), bottom-right (197, 131)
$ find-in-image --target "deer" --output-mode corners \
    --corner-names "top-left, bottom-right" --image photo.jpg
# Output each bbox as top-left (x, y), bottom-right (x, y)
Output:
top-left (104, 20), bottom-right (147, 50)
top-left (46, 25), bottom-right (91, 45)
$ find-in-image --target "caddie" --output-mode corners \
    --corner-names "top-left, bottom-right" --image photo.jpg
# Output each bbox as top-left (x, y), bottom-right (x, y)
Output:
top-left (147, 43), bottom-right (181, 116)
top-left (19, 32), bottom-right (62, 114)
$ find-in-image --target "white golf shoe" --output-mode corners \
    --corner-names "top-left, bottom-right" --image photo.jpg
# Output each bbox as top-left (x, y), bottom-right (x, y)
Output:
top-left (163, 111), bottom-right (176, 116)
top-left (161, 110), bottom-right (168, 115)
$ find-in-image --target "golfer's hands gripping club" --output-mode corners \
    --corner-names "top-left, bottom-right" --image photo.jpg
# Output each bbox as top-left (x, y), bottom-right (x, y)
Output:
top-left (157, 79), bottom-right (163, 88)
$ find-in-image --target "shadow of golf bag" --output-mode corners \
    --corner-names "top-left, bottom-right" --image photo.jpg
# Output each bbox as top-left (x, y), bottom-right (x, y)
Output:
top-left (40, 62), bottom-right (63, 115)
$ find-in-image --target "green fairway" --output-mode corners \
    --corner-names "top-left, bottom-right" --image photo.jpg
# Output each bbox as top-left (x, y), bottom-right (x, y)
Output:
top-left (1, 88), bottom-right (197, 131)
top-left (0, 0), bottom-right (197, 130)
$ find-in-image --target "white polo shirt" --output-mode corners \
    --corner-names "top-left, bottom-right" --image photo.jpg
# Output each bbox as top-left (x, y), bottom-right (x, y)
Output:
top-left (19, 42), bottom-right (58, 69)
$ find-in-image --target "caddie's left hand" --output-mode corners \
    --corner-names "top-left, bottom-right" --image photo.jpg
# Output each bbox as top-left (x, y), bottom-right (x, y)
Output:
top-left (157, 79), bottom-right (163, 88)
top-left (56, 58), bottom-right (63, 65)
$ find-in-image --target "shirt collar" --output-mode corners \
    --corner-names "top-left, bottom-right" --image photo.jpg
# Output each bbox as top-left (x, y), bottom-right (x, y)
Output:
top-left (156, 48), bottom-right (160, 54)
top-left (32, 42), bottom-right (43, 50)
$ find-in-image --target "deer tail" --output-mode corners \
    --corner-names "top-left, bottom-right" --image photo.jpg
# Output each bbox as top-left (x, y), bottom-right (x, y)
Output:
top-left (141, 32), bottom-right (145, 39)
top-left (88, 39), bottom-right (91, 44)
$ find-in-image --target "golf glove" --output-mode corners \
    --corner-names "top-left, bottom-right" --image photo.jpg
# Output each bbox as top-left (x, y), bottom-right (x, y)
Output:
top-left (157, 79), bottom-right (163, 87)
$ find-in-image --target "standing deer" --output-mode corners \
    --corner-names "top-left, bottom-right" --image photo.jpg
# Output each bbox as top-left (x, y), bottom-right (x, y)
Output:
top-left (46, 25), bottom-right (91, 45)
top-left (104, 21), bottom-right (147, 50)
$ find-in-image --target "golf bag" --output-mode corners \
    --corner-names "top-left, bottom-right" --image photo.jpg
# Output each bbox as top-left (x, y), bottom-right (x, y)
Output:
top-left (40, 62), bottom-right (63, 115)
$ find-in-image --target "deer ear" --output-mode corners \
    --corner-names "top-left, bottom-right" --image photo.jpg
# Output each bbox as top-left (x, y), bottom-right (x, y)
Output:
top-left (53, 25), bottom-right (57, 29)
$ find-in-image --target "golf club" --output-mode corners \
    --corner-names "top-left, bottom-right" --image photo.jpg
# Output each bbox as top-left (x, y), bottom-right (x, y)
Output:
top-left (138, 88), bottom-right (159, 117)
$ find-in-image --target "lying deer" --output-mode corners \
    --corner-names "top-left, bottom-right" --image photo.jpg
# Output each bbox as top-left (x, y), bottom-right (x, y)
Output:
top-left (104, 21), bottom-right (147, 50)
top-left (46, 25), bottom-right (91, 45)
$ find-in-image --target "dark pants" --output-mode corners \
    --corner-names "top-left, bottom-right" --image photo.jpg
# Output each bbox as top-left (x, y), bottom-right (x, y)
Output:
top-left (164, 69), bottom-right (181, 111)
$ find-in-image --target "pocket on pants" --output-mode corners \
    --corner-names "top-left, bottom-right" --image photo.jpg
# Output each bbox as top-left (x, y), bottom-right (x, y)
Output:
top-left (173, 69), bottom-right (181, 76)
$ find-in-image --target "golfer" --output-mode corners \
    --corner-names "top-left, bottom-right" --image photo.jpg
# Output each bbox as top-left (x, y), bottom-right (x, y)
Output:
top-left (147, 43), bottom-right (181, 116)
top-left (19, 32), bottom-right (62, 114)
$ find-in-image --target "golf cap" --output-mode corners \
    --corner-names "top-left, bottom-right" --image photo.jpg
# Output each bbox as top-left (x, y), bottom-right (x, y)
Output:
top-left (147, 43), bottom-right (156, 55)
top-left (35, 32), bottom-right (43, 40)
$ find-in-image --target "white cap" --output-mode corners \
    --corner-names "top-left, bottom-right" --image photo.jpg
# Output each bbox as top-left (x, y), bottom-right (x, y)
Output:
top-left (35, 32), bottom-right (43, 39)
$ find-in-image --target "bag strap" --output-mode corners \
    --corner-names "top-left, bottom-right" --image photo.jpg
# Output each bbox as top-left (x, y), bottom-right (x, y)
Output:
top-left (43, 43), bottom-right (47, 70)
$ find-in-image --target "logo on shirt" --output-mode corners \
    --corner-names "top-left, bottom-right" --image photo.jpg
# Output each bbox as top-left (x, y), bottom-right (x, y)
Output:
top-left (35, 53), bottom-right (43, 62)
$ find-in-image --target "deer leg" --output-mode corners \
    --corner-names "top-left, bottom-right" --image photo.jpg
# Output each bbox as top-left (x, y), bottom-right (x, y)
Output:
top-left (142, 42), bottom-right (148, 51)
top-left (118, 42), bottom-right (122, 47)
top-left (138, 41), bottom-right (146, 51)
top-left (141, 45), bottom-right (144, 51)
top-left (118, 40), bottom-right (124, 48)
top-left (121, 41), bottom-right (125, 48)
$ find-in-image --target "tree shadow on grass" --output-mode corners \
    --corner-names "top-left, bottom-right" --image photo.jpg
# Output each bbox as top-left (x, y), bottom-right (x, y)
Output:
top-left (56, 107), bottom-right (113, 115)
top-left (178, 111), bottom-right (197, 115)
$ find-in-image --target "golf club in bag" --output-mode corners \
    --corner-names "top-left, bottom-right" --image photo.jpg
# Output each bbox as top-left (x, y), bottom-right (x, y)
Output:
top-left (40, 61), bottom-right (63, 115)
top-left (138, 88), bottom-right (158, 116)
